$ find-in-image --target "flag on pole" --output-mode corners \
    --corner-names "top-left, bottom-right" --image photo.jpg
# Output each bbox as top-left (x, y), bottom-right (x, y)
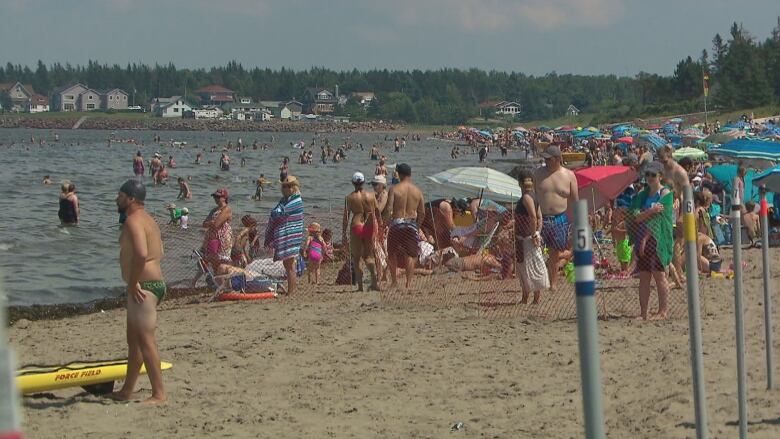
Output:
top-left (703, 73), bottom-right (710, 97)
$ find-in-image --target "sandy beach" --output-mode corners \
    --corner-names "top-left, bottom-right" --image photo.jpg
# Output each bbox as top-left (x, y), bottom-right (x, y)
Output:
top-left (9, 246), bottom-right (780, 438)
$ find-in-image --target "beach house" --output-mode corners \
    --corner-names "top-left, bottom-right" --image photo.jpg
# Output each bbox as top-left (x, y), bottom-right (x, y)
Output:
top-left (154, 98), bottom-right (191, 117)
top-left (350, 92), bottom-right (375, 108)
top-left (479, 100), bottom-right (522, 118)
top-left (0, 82), bottom-right (36, 112)
top-left (102, 88), bottom-right (129, 110)
top-left (303, 87), bottom-right (337, 114)
top-left (566, 104), bottom-right (580, 116)
top-left (194, 85), bottom-right (235, 105)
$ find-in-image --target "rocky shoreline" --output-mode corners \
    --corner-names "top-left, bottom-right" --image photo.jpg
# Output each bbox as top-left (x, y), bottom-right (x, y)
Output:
top-left (0, 115), bottom-right (404, 132)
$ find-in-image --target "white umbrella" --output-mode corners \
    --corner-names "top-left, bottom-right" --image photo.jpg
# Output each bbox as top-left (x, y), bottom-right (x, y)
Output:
top-left (427, 167), bottom-right (521, 202)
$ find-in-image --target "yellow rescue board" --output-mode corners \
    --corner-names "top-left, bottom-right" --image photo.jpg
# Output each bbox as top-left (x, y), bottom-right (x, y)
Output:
top-left (17, 361), bottom-right (173, 394)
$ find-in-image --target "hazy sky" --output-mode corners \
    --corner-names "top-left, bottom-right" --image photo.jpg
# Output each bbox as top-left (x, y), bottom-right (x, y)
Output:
top-left (2, 0), bottom-right (778, 76)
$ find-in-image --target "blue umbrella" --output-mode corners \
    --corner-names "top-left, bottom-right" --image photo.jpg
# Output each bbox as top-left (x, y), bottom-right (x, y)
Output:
top-left (635, 133), bottom-right (666, 150)
top-left (573, 130), bottom-right (598, 138)
top-left (753, 165), bottom-right (780, 192)
top-left (710, 138), bottom-right (780, 161)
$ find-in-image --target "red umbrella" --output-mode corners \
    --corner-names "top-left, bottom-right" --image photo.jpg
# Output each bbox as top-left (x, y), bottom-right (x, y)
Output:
top-left (575, 166), bottom-right (637, 211)
top-left (617, 136), bottom-right (634, 144)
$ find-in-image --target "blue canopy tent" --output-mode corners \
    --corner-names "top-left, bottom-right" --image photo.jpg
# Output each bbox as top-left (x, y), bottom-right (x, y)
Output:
top-left (710, 138), bottom-right (780, 162)
top-left (706, 164), bottom-right (761, 203)
top-left (573, 130), bottom-right (599, 139)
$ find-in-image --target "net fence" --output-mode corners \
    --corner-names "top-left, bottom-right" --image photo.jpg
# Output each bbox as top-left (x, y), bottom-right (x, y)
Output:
top-left (159, 191), bottom-right (709, 321)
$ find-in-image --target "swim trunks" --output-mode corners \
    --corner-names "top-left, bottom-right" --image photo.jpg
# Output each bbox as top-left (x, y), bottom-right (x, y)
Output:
top-left (541, 212), bottom-right (570, 252)
top-left (387, 219), bottom-right (420, 260)
top-left (140, 280), bottom-right (166, 302)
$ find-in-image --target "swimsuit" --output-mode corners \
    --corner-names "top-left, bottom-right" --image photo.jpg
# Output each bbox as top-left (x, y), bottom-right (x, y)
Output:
top-left (387, 218), bottom-right (420, 260)
top-left (351, 221), bottom-right (375, 240)
top-left (308, 238), bottom-right (324, 263)
top-left (58, 196), bottom-right (78, 224)
top-left (541, 212), bottom-right (569, 252)
top-left (140, 280), bottom-right (166, 302)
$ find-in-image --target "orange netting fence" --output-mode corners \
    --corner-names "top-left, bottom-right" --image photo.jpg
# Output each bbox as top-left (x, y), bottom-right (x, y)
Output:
top-left (159, 194), bottom-right (708, 321)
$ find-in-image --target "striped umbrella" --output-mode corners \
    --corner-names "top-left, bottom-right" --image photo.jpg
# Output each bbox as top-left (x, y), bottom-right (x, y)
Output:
top-left (427, 167), bottom-right (521, 202)
top-left (635, 133), bottom-right (666, 150)
top-left (753, 165), bottom-right (780, 193)
top-left (709, 138), bottom-right (780, 162)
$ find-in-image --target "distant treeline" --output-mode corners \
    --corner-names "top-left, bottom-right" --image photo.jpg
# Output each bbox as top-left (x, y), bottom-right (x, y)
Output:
top-left (1, 19), bottom-right (778, 124)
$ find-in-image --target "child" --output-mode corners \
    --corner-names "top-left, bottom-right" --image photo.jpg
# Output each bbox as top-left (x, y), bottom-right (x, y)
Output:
top-left (743, 201), bottom-right (760, 245)
top-left (166, 203), bottom-right (182, 226)
top-left (231, 215), bottom-right (257, 268)
top-left (180, 207), bottom-right (189, 229)
top-left (321, 228), bottom-right (335, 263)
top-left (611, 202), bottom-right (633, 274)
top-left (303, 223), bottom-right (325, 284)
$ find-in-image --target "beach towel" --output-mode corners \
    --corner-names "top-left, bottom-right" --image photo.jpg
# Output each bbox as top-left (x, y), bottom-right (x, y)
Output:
top-left (627, 188), bottom-right (674, 266)
top-left (519, 234), bottom-right (549, 293)
top-left (265, 193), bottom-right (304, 261)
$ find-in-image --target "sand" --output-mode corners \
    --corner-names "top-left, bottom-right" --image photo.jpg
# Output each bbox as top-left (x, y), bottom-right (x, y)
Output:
top-left (9, 246), bottom-right (780, 438)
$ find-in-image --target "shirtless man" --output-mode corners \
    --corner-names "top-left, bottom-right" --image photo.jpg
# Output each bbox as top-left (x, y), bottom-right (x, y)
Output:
top-left (150, 153), bottom-right (163, 184)
top-left (534, 145), bottom-right (579, 288)
top-left (375, 159), bottom-right (387, 177)
top-left (383, 163), bottom-right (425, 289)
top-left (343, 172), bottom-right (380, 291)
top-left (254, 174), bottom-right (269, 200)
top-left (658, 145), bottom-right (690, 196)
top-left (112, 179), bottom-right (166, 405)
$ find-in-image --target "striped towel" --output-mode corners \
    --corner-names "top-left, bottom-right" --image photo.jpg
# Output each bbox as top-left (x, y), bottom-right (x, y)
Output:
top-left (267, 194), bottom-right (304, 261)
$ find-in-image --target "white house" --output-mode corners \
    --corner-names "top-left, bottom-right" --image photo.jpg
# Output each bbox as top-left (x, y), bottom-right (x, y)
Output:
top-left (495, 101), bottom-right (521, 116)
top-left (566, 104), bottom-right (580, 116)
top-left (156, 99), bottom-right (191, 118)
top-left (26, 94), bottom-right (49, 113)
top-left (150, 96), bottom-right (182, 114)
top-left (192, 106), bottom-right (223, 119)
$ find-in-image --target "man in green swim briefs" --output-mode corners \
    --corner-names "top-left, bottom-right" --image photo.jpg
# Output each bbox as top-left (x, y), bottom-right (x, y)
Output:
top-left (112, 179), bottom-right (167, 405)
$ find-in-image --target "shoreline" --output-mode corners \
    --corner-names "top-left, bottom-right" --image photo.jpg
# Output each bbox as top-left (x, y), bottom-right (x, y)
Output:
top-left (0, 115), bottom-right (404, 133)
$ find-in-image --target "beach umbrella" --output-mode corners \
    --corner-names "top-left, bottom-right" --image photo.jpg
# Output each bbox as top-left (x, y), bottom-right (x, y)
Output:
top-left (617, 136), bottom-right (633, 144)
top-left (672, 147), bottom-right (707, 161)
top-left (575, 166), bottom-right (638, 212)
top-left (427, 167), bottom-right (521, 203)
top-left (669, 117), bottom-right (683, 124)
top-left (514, 126), bottom-right (529, 132)
top-left (574, 130), bottom-right (598, 138)
top-left (635, 133), bottom-right (666, 151)
top-left (706, 164), bottom-right (761, 203)
top-left (538, 125), bottom-right (551, 132)
top-left (709, 138), bottom-right (780, 162)
top-left (703, 130), bottom-right (744, 144)
top-left (753, 165), bottom-right (780, 193)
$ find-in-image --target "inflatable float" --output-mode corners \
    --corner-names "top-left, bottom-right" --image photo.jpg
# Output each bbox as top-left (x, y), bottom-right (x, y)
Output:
top-left (17, 360), bottom-right (172, 395)
top-left (217, 291), bottom-right (277, 301)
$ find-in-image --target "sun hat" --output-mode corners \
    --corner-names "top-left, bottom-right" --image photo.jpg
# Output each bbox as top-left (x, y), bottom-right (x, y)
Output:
top-left (352, 172), bottom-right (365, 184)
top-left (212, 187), bottom-right (229, 199)
top-left (371, 175), bottom-right (387, 185)
top-left (282, 176), bottom-right (300, 188)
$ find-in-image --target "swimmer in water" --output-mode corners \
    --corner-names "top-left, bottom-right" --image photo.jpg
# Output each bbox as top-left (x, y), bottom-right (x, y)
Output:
top-left (177, 177), bottom-right (192, 200)
top-left (42, 175), bottom-right (52, 185)
top-left (253, 174), bottom-right (269, 200)
top-left (133, 151), bottom-right (145, 177)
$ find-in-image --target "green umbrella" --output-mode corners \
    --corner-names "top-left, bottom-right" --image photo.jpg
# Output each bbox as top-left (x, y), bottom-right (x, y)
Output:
top-left (672, 147), bottom-right (707, 161)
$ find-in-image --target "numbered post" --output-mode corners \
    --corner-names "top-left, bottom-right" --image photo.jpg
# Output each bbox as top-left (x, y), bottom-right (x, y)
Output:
top-left (732, 178), bottom-right (747, 439)
top-left (682, 186), bottom-right (709, 439)
top-left (0, 275), bottom-right (23, 439)
top-left (573, 200), bottom-right (606, 439)
top-left (759, 187), bottom-right (773, 389)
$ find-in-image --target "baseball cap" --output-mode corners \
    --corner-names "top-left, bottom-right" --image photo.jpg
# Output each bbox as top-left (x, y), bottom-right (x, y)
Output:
top-left (212, 187), bottom-right (229, 199)
top-left (541, 145), bottom-right (562, 159)
top-left (352, 172), bottom-right (365, 184)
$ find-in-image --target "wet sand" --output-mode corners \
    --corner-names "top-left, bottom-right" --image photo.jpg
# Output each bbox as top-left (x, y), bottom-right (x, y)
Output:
top-left (9, 246), bottom-right (780, 438)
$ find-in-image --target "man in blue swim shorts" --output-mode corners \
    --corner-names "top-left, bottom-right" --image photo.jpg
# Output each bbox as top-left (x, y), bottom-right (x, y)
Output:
top-left (534, 145), bottom-right (579, 288)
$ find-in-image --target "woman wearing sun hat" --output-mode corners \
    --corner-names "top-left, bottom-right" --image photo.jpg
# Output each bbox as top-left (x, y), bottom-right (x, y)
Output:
top-left (265, 176), bottom-right (304, 294)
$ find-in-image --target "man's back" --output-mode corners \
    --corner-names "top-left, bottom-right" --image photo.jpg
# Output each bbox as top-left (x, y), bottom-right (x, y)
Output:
top-left (388, 181), bottom-right (424, 221)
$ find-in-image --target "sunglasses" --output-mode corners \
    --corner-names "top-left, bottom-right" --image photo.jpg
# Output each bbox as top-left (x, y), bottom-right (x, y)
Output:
top-left (645, 172), bottom-right (659, 178)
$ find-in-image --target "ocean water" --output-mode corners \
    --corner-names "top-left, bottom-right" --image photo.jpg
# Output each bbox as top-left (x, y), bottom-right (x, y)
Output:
top-left (0, 128), bottom-right (517, 305)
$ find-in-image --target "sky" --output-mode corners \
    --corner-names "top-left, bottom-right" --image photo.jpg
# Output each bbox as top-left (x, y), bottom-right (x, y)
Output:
top-left (1, 0), bottom-right (778, 76)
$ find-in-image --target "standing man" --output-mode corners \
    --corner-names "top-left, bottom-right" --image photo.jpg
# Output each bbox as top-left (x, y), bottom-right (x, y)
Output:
top-left (112, 179), bottom-right (167, 405)
top-left (343, 172), bottom-right (380, 291)
top-left (658, 145), bottom-right (691, 195)
top-left (383, 163), bottom-right (425, 289)
top-left (535, 146), bottom-right (579, 288)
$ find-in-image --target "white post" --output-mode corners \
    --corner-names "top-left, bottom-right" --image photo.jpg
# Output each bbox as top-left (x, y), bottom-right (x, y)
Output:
top-left (731, 178), bottom-right (747, 439)
top-left (759, 187), bottom-right (774, 389)
top-left (0, 275), bottom-right (23, 439)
